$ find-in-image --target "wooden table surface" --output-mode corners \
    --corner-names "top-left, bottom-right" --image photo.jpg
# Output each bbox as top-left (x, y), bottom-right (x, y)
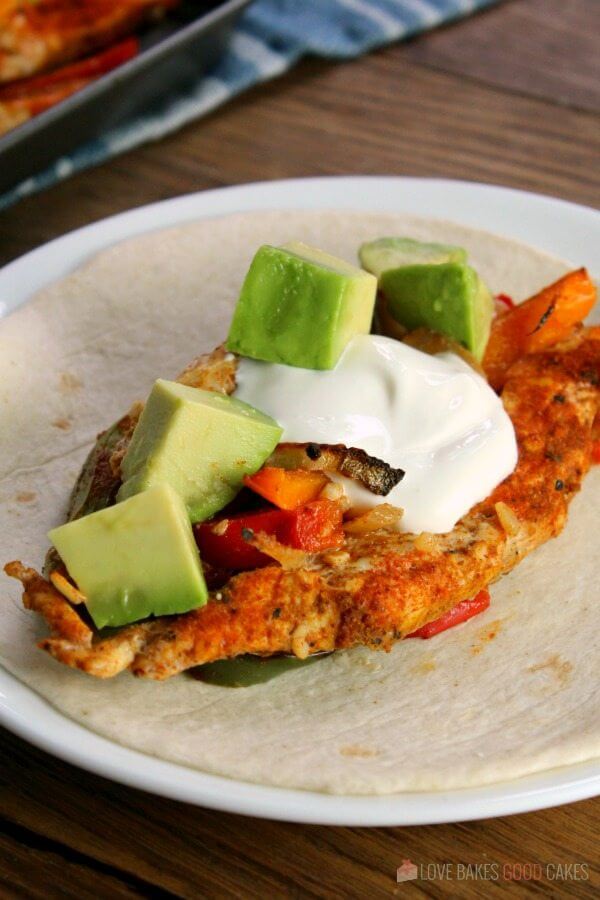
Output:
top-left (1, 1), bottom-right (599, 896)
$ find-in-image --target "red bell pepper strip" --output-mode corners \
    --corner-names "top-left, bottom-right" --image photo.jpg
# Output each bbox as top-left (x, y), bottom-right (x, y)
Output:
top-left (195, 500), bottom-right (344, 571)
top-left (286, 499), bottom-right (345, 552)
top-left (196, 509), bottom-right (286, 570)
top-left (0, 38), bottom-right (139, 100)
top-left (495, 293), bottom-right (515, 312)
top-left (407, 589), bottom-right (491, 639)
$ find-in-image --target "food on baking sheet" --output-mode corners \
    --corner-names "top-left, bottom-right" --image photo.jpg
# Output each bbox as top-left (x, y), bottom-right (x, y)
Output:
top-left (0, 1), bottom-right (181, 134)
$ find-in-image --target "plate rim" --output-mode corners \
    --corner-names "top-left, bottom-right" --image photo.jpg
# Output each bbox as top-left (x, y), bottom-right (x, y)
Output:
top-left (3, 674), bottom-right (600, 827)
top-left (1, 175), bottom-right (599, 826)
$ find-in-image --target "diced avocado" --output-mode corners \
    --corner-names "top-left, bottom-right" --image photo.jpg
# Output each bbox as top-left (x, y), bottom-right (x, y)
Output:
top-left (226, 242), bottom-right (377, 370)
top-left (118, 380), bottom-right (282, 522)
top-left (380, 263), bottom-right (494, 360)
top-left (49, 484), bottom-right (207, 629)
top-left (359, 237), bottom-right (467, 279)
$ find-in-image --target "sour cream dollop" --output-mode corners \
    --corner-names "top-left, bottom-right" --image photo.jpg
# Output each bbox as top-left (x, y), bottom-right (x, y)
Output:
top-left (235, 335), bottom-right (517, 534)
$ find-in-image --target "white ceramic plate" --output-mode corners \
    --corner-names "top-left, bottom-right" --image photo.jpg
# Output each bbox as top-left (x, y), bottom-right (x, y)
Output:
top-left (1, 177), bottom-right (599, 826)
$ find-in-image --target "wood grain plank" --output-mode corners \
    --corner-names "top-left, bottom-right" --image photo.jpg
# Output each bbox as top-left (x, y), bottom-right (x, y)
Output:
top-left (1, 729), bottom-right (598, 898)
top-left (0, 821), bottom-right (149, 899)
top-left (404, 0), bottom-right (600, 112)
top-left (1, 50), bottom-right (598, 267)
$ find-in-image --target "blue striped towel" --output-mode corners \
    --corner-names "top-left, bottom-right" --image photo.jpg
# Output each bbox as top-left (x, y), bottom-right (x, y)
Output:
top-left (0, 0), bottom-right (497, 212)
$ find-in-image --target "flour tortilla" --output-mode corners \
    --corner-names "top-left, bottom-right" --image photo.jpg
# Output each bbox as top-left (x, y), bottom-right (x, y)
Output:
top-left (0, 210), bottom-right (598, 795)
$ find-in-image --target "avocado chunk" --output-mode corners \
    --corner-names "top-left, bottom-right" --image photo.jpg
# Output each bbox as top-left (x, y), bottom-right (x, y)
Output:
top-left (118, 380), bottom-right (282, 522)
top-left (359, 237), bottom-right (466, 279)
top-left (49, 484), bottom-right (207, 629)
top-left (226, 241), bottom-right (377, 369)
top-left (359, 237), bottom-right (492, 360)
top-left (380, 263), bottom-right (493, 360)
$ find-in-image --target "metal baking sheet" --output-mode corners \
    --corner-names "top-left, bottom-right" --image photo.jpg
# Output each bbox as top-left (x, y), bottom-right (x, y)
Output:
top-left (0, 0), bottom-right (250, 195)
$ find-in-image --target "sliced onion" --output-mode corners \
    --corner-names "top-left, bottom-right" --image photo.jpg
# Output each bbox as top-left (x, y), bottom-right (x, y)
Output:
top-left (343, 504), bottom-right (404, 534)
top-left (413, 531), bottom-right (437, 553)
top-left (402, 327), bottom-right (486, 376)
top-left (495, 501), bottom-right (520, 535)
top-left (49, 570), bottom-right (86, 605)
top-left (176, 344), bottom-right (237, 394)
top-left (250, 532), bottom-right (308, 569)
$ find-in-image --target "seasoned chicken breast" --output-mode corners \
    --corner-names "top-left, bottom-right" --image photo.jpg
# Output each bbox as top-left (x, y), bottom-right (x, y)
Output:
top-left (6, 328), bottom-right (600, 679)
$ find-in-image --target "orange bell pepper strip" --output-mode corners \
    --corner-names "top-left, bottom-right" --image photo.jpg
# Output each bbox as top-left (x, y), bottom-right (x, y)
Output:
top-left (483, 268), bottom-right (596, 391)
top-left (243, 467), bottom-right (330, 510)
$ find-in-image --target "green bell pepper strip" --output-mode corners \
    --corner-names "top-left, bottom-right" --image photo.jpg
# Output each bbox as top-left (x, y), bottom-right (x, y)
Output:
top-left (191, 653), bottom-right (330, 687)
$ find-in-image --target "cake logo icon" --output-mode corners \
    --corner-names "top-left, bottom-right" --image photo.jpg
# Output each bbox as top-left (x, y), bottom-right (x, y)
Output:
top-left (397, 859), bottom-right (418, 882)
